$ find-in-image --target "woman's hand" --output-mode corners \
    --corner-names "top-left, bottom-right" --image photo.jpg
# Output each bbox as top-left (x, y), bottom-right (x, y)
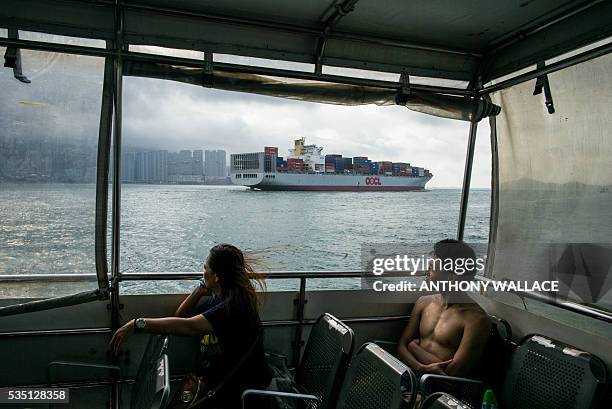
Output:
top-left (109, 320), bottom-right (135, 356)
top-left (174, 281), bottom-right (211, 317)
top-left (197, 278), bottom-right (213, 297)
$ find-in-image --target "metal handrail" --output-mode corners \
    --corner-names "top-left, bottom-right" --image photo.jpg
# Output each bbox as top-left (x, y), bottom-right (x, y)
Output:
top-left (0, 270), bottom-right (426, 282)
top-left (0, 273), bottom-right (98, 282)
top-left (0, 328), bottom-right (112, 337)
top-left (0, 315), bottom-right (411, 338)
top-left (2, 271), bottom-right (611, 323)
top-left (120, 270), bottom-right (426, 280)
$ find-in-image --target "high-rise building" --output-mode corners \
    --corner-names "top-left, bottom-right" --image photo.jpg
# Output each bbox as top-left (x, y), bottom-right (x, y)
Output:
top-left (205, 150), bottom-right (227, 177)
top-left (167, 152), bottom-right (178, 176)
top-left (147, 150), bottom-right (168, 183)
top-left (193, 150), bottom-right (204, 176)
top-left (120, 150), bottom-right (168, 183)
top-left (120, 148), bottom-right (209, 184)
top-left (121, 151), bottom-right (136, 182)
top-left (135, 151), bottom-right (146, 182)
top-left (179, 150), bottom-right (192, 175)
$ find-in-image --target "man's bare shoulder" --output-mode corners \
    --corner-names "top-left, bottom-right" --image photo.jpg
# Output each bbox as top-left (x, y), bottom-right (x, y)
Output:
top-left (460, 304), bottom-right (489, 329)
top-left (412, 294), bottom-right (438, 315)
top-left (416, 294), bottom-right (438, 305)
top-left (414, 294), bottom-right (440, 310)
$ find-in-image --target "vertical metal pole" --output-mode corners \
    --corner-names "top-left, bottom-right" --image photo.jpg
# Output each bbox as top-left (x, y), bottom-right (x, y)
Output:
top-left (110, 37), bottom-right (123, 334)
top-left (457, 101), bottom-right (479, 241)
top-left (94, 57), bottom-right (114, 293)
top-left (485, 103), bottom-right (499, 278)
top-left (110, 2), bottom-right (124, 408)
top-left (292, 277), bottom-right (307, 369)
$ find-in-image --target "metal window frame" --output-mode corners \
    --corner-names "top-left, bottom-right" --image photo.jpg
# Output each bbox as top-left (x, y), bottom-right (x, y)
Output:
top-left (1, 6), bottom-right (611, 408)
top-left (0, 36), bottom-right (473, 96)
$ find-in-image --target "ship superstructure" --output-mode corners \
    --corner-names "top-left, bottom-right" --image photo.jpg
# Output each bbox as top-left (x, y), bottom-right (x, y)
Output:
top-left (230, 139), bottom-right (432, 191)
top-left (287, 138), bottom-right (324, 172)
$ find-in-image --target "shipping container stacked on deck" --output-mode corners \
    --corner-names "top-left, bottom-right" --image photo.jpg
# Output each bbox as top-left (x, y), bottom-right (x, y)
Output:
top-left (412, 167), bottom-right (426, 176)
top-left (353, 156), bottom-right (371, 174)
top-left (287, 158), bottom-right (304, 171)
top-left (334, 158), bottom-right (345, 173)
top-left (343, 157), bottom-right (353, 171)
top-left (263, 147), bottom-right (279, 173)
top-left (276, 156), bottom-right (287, 171)
top-left (377, 161), bottom-right (392, 175)
top-left (325, 154), bottom-right (341, 173)
top-left (264, 146), bottom-right (279, 156)
top-left (266, 145), bottom-right (431, 177)
top-left (391, 162), bottom-right (411, 176)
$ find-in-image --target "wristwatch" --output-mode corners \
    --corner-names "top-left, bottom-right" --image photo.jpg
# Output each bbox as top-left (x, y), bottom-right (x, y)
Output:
top-left (134, 317), bottom-right (146, 333)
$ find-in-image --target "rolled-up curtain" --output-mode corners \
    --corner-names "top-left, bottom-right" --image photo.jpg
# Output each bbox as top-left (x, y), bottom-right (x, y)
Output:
top-left (123, 61), bottom-right (500, 122)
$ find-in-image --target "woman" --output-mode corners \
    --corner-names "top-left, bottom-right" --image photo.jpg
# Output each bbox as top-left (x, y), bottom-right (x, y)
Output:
top-left (109, 244), bottom-right (272, 408)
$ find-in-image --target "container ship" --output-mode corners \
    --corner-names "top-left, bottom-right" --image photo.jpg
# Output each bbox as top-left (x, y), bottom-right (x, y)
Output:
top-left (230, 138), bottom-right (432, 191)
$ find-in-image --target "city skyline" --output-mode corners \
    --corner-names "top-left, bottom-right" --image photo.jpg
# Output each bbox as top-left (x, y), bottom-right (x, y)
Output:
top-left (0, 132), bottom-right (231, 184)
top-left (121, 148), bottom-right (228, 184)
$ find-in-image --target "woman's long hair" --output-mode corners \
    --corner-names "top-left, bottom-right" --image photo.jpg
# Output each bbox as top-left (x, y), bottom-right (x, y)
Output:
top-left (208, 244), bottom-right (266, 314)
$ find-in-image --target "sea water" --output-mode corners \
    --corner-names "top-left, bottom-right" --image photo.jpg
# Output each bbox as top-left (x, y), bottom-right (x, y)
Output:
top-left (0, 183), bottom-right (490, 295)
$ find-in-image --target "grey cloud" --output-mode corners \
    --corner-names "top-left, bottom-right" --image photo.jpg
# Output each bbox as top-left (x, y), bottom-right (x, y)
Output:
top-left (121, 76), bottom-right (492, 188)
top-left (1, 57), bottom-right (491, 188)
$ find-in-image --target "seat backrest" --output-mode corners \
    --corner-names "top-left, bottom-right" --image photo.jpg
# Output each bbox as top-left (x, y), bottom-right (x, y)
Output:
top-left (336, 343), bottom-right (408, 409)
top-left (419, 374), bottom-right (484, 409)
top-left (296, 313), bottom-right (354, 409)
top-left (471, 315), bottom-right (514, 387)
top-left (131, 335), bottom-right (171, 409)
top-left (419, 392), bottom-right (473, 409)
top-left (501, 334), bottom-right (607, 409)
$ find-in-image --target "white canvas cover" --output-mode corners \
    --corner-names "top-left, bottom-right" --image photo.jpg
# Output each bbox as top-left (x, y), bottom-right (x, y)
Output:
top-left (489, 53), bottom-right (612, 311)
top-left (122, 61), bottom-right (500, 121)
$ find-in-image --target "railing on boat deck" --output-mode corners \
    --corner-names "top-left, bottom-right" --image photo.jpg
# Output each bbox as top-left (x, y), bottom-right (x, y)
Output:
top-left (0, 270), bottom-right (421, 367)
top-left (1, 271), bottom-right (611, 349)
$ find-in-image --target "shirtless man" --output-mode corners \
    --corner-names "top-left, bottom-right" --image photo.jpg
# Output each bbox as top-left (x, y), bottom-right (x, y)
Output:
top-left (398, 239), bottom-right (489, 377)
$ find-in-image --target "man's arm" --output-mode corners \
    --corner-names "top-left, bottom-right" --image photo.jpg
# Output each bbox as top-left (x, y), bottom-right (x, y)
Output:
top-left (397, 297), bottom-right (429, 372)
top-left (443, 312), bottom-right (489, 377)
top-left (175, 285), bottom-right (211, 317)
top-left (408, 339), bottom-right (443, 365)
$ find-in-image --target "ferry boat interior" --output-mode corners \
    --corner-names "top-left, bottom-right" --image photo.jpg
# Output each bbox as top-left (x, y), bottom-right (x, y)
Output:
top-left (0, 1), bottom-right (611, 408)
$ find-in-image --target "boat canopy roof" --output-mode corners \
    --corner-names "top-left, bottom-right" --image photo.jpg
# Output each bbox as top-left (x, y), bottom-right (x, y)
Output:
top-left (2, 0), bottom-right (611, 84)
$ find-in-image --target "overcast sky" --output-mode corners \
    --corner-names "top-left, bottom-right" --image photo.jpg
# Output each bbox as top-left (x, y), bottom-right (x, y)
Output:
top-left (6, 38), bottom-right (493, 189)
top-left (123, 76), bottom-right (492, 188)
